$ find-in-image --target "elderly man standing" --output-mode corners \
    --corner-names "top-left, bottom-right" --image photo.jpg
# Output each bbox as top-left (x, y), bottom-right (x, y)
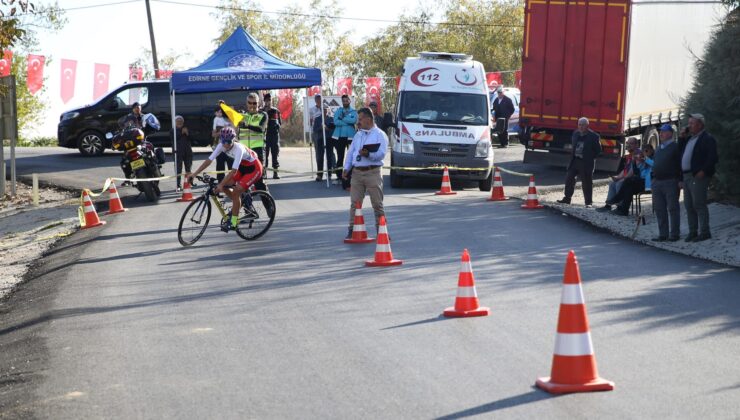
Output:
top-left (491, 86), bottom-right (515, 148)
top-left (239, 92), bottom-right (268, 176)
top-left (557, 117), bottom-right (602, 207)
top-left (342, 107), bottom-right (388, 240)
top-left (650, 124), bottom-right (683, 241)
top-left (679, 113), bottom-right (718, 242)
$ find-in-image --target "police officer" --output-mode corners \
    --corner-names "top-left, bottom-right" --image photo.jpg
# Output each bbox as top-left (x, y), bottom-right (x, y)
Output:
top-left (239, 92), bottom-right (268, 176)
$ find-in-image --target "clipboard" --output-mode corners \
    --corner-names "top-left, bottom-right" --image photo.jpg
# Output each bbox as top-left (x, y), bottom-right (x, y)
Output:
top-left (362, 143), bottom-right (381, 152)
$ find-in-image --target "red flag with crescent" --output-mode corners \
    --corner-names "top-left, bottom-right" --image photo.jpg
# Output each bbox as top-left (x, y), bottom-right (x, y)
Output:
top-left (515, 70), bottom-right (522, 88)
top-left (308, 85), bottom-right (321, 97)
top-left (277, 89), bottom-right (293, 120)
top-left (129, 66), bottom-right (143, 81)
top-left (93, 63), bottom-right (110, 100)
top-left (486, 72), bottom-right (502, 91)
top-left (60, 59), bottom-right (77, 104)
top-left (0, 51), bottom-right (12, 77)
top-left (364, 77), bottom-right (382, 114)
top-left (336, 77), bottom-right (352, 96)
top-left (156, 69), bottom-right (173, 79)
top-left (26, 54), bottom-right (45, 95)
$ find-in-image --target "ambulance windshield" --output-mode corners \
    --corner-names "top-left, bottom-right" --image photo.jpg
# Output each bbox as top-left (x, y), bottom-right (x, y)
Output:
top-left (399, 91), bottom-right (488, 125)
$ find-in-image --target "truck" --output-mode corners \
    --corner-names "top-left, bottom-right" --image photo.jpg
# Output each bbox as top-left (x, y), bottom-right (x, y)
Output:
top-left (390, 52), bottom-right (494, 191)
top-left (519, 0), bottom-right (725, 172)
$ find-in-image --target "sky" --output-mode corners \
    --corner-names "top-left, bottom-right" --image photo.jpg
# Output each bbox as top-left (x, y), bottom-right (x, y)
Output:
top-left (27, 0), bottom-right (425, 137)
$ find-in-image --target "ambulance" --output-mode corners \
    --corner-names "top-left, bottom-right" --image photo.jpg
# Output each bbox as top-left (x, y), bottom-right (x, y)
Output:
top-left (390, 52), bottom-right (493, 190)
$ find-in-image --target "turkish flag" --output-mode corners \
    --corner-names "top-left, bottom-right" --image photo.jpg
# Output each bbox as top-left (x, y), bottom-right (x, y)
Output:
top-left (60, 59), bottom-right (77, 104)
top-left (26, 54), bottom-right (45, 95)
top-left (364, 77), bottom-right (382, 114)
top-left (336, 77), bottom-right (352, 96)
top-left (308, 85), bottom-right (321, 97)
top-left (93, 63), bottom-right (110, 101)
top-left (515, 70), bottom-right (522, 88)
top-left (129, 66), bottom-right (143, 81)
top-left (156, 69), bottom-right (173, 79)
top-left (277, 89), bottom-right (293, 120)
top-left (486, 72), bottom-right (502, 91)
top-left (0, 51), bottom-right (12, 77)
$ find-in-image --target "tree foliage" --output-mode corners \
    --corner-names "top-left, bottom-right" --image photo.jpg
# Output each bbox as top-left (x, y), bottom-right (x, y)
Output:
top-left (683, 9), bottom-right (740, 201)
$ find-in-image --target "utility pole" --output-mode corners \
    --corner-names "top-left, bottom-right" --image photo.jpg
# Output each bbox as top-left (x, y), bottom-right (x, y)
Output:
top-left (145, 0), bottom-right (159, 78)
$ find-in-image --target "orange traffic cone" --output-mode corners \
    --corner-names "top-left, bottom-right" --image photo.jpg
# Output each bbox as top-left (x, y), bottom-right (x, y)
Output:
top-left (435, 166), bottom-right (457, 195)
top-left (365, 216), bottom-right (403, 266)
top-left (536, 250), bottom-right (614, 394)
top-left (487, 167), bottom-right (509, 201)
top-left (177, 180), bottom-right (194, 202)
top-left (443, 249), bottom-right (490, 317)
top-left (345, 201), bottom-right (375, 244)
top-left (81, 189), bottom-right (106, 229)
top-left (105, 181), bottom-right (128, 214)
top-left (521, 175), bottom-right (544, 209)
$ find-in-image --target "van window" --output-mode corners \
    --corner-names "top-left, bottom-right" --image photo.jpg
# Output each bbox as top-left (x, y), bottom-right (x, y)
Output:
top-left (116, 87), bottom-right (149, 108)
top-left (399, 91), bottom-right (488, 125)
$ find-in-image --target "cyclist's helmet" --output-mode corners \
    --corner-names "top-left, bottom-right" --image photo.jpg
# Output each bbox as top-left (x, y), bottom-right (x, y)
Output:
top-left (220, 126), bottom-right (236, 145)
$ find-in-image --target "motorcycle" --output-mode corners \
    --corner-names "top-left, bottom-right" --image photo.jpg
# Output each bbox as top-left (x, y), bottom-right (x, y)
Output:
top-left (106, 126), bottom-right (165, 202)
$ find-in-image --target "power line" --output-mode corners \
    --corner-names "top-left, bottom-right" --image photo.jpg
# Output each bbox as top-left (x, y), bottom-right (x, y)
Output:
top-left (153, 0), bottom-right (524, 28)
top-left (0, 0), bottom-right (140, 19)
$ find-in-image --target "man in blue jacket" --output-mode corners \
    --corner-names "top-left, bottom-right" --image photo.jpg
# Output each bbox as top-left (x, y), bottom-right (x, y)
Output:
top-left (679, 113), bottom-right (719, 242)
top-left (332, 94), bottom-right (358, 189)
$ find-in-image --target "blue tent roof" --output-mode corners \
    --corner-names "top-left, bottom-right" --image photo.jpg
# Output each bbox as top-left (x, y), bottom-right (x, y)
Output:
top-left (170, 27), bottom-right (321, 93)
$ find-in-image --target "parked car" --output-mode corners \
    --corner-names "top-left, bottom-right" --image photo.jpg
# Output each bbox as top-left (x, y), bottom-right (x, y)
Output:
top-left (58, 80), bottom-right (250, 156)
top-left (489, 87), bottom-right (520, 137)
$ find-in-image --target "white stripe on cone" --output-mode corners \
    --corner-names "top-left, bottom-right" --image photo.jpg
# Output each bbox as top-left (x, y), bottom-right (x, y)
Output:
top-left (375, 243), bottom-right (392, 253)
top-left (553, 332), bottom-right (595, 356)
top-left (379, 225), bottom-right (388, 234)
top-left (460, 260), bottom-right (472, 273)
top-left (353, 225), bottom-right (367, 232)
top-left (560, 284), bottom-right (586, 305)
top-left (84, 204), bottom-right (95, 212)
top-left (527, 194), bottom-right (538, 199)
top-left (456, 286), bottom-right (478, 298)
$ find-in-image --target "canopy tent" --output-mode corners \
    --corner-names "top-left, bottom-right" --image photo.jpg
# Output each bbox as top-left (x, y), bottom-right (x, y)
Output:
top-left (170, 26), bottom-right (321, 93)
top-left (168, 26), bottom-right (322, 181)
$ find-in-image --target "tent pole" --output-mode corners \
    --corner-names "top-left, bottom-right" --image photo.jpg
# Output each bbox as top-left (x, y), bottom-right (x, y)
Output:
top-left (321, 99), bottom-right (330, 188)
top-left (171, 89), bottom-right (178, 184)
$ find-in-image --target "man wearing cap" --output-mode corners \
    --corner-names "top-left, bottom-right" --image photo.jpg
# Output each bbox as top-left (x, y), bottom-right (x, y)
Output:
top-left (492, 86), bottom-right (515, 148)
top-left (557, 117), bottom-right (602, 207)
top-left (310, 94), bottom-right (336, 182)
top-left (650, 124), bottom-right (683, 241)
top-left (262, 92), bottom-right (282, 179)
top-left (679, 113), bottom-right (718, 242)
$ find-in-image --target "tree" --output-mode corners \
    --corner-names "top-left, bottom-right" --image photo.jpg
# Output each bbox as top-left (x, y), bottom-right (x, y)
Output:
top-left (130, 49), bottom-right (193, 80)
top-left (0, 2), bottom-right (65, 140)
top-left (683, 8), bottom-right (740, 201)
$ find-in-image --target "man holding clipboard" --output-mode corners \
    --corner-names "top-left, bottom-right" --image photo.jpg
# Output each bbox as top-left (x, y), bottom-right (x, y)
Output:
top-left (342, 107), bottom-right (389, 240)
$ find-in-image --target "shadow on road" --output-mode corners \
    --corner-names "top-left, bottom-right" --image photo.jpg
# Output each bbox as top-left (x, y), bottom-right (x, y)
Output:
top-left (435, 388), bottom-right (552, 419)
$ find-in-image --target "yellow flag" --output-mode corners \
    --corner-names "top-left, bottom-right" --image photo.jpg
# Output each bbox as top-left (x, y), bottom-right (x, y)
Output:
top-left (220, 103), bottom-right (244, 127)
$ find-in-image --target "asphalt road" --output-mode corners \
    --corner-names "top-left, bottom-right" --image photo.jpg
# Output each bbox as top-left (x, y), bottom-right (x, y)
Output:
top-left (1, 146), bottom-right (739, 418)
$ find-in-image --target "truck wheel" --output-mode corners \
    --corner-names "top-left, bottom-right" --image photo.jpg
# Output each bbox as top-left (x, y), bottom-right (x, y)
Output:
top-left (642, 127), bottom-right (659, 151)
top-left (78, 131), bottom-right (105, 156)
top-left (478, 170), bottom-right (493, 191)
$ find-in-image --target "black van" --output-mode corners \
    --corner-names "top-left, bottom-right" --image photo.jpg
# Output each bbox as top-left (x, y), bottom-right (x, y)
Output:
top-left (57, 80), bottom-right (251, 156)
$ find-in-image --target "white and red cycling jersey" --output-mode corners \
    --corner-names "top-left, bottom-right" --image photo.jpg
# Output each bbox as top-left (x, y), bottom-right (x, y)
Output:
top-left (209, 142), bottom-right (263, 189)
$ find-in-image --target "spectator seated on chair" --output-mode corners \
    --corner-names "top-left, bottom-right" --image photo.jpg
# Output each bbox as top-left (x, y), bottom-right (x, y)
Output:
top-left (607, 149), bottom-right (653, 216)
top-left (596, 138), bottom-right (640, 212)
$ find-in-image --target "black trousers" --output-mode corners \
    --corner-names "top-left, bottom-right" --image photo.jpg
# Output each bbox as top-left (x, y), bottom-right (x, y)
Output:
top-left (265, 137), bottom-right (280, 169)
top-left (611, 177), bottom-right (645, 212)
top-left (334, 137), bottom-right (351, 188)
top-left (216, 154), bottom-right (234, 182)
top-left (175, 146), bottom-right (193, 187)
top-left (563, 157), bottom-right (595, 205)
top-left (496, 118), bottom-right (509, 146)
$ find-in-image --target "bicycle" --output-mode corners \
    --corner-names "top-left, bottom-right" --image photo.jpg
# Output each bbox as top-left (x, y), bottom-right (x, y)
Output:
top-left (177, 174), bottom-right (276, 246)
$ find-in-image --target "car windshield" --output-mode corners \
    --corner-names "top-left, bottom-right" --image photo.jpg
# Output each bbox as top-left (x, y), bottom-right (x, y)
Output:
top-left (399, 91), bottom-right (488, 126)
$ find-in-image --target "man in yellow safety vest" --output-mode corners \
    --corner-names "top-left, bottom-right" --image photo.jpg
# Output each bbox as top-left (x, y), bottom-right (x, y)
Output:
top-left (239, 92), bottom-right (268, 175)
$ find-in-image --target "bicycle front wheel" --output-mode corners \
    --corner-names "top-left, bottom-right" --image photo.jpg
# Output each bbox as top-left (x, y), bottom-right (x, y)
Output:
top-left (235, 190), bottom-right (276, 240)
top-left (178, 197), bottom-right (212, 246)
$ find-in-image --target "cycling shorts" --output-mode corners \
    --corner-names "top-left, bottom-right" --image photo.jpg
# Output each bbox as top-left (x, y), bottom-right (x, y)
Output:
top-left (233, 158), bottom-right (263, 190)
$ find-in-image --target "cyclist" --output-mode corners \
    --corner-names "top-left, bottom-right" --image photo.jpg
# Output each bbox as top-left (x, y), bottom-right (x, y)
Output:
top-left (187, 127), bottom-right (265, 232)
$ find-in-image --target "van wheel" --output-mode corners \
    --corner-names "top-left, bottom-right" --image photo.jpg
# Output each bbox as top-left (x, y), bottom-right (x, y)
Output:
top-left (478, 170), bottom-right (493, 191)
top-left (642, 127), bottom-right (659, 151)
top-left (78, 131), bottom-right (105, 156)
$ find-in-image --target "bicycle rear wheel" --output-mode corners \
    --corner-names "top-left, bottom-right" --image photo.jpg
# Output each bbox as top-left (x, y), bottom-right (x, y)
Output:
top-left (178, 197), bottom-right (212, 246)
top-left (235, 190), bottom-right (276, 240)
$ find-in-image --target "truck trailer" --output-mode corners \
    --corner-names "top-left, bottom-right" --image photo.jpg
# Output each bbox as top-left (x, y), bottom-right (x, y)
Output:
top-left (519, 0), bottom-right (725, 172)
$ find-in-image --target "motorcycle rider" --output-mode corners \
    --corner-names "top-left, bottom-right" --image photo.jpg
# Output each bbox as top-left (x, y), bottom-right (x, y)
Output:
top-left (187, 127), bottom-right (266, 232)
top-left (117, 102), bottom-right (161, 185)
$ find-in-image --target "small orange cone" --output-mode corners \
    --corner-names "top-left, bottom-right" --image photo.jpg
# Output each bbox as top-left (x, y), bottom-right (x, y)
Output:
top-left (344, 201), bottom-right (375, 244)
top-left (443, 249), bottom-right (490, 317)
top-left (435, 166), bottom-right (457, 195)
top-left (177, 180), bottom-right (194, 202)
top-left (105, 181), bottom-right (128, 214)
top-left (487, 167), bottom-right (509, 201)
top-left (365, 216), bottom-right (403, 266)
top-left (521, 175), bottom-right (544, 209)
top-left (536, 250), bottom-right (614, 394)
top-left (81, 189), bottom-right (106, 229)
